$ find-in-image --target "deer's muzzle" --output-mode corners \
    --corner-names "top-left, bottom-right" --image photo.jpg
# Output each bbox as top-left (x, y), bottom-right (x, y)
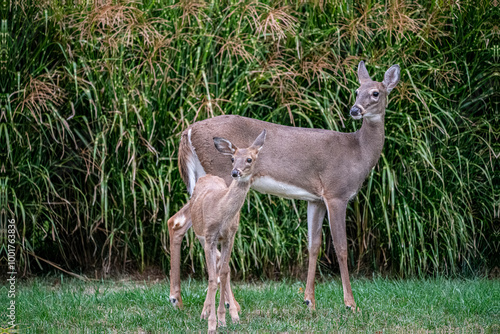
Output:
top-left (350, 106), bottom-right (361, 118)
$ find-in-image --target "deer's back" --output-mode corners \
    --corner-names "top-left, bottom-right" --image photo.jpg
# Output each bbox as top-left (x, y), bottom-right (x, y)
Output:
top-left (184, 115), bottom-right (361, 200)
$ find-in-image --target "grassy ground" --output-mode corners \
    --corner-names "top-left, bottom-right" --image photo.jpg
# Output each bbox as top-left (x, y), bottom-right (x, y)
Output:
top-left (6, 1), bottom-right (494, 278)
top-left (15, 277), bottom-right (498, 333)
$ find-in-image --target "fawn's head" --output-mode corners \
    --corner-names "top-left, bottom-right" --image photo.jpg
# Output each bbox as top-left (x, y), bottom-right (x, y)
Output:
top-left (213, 130), bottom-right (267, 182)
top-left (350, 61), bottom-right (400, 121)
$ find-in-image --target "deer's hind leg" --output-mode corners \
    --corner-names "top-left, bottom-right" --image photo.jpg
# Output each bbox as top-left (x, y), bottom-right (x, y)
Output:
top-left (167, 203), bottom-right (192, 309)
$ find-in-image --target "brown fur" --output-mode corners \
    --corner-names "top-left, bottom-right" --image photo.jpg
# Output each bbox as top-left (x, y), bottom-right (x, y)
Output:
top-left (190, 132), bottom-right (265, 332)
top-left (169, 62), bottom-right (400, 311)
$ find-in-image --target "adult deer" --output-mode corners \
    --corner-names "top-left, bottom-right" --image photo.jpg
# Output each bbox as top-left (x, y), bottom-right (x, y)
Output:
top-left (168, 61), bottom-right (400, 310)
top-left (190, 130), bottom-right (266, 333)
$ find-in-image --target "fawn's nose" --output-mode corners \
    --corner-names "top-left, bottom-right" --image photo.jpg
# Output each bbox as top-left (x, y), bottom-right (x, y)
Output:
top-left (231, 169), bottom-right (240, 178)
top-left (350, 106), bottom-right (361, 117)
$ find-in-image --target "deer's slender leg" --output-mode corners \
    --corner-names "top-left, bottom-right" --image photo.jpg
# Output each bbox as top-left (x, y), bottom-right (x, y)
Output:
top-left (325, 198), bottom-right (356, 310)
top-left (218, 231), bottom-right (239, 325)
top-left (217, 244), bottom-right (228, 327)
top-left (202, 238), bottom-right (218, 333)
top-left (224, 269), bottom-right (240, 312)
top-left (199, 237), bottom-right (240, 316)
top-left (304, 201), bottom-right (327, 310)
top-left (167, 203), bottom-right (192, 309)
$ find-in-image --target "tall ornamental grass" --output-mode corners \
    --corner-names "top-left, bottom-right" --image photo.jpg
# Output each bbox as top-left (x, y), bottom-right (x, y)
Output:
top-left (1, 0), bottom-right (495, 278)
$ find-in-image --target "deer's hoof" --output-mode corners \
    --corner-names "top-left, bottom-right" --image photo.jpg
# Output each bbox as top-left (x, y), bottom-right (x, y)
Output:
top-left (225, 302), bottom-right (230, 309)
top-left (170, 296), bottom-right (181, 308)
top-left (345, 305), bottom-right (358, 313)
top-left (304, 299), bottom-right (316, 310)
top-left (208, 320), bottom-right (217, 334)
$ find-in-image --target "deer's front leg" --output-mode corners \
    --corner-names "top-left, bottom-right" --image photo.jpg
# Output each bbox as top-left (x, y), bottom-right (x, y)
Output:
top-left (200, 246), bottom-right (240, 317)
top-left (325, 198), bottom-right (356, 310)
top-left (224, 269), bottom-right (241, 313)
top-left (167, 203), bottom-right (192, 309)
top-left (304, 201), bottom-right (327, 310)
top-left (218, 234), bottom-right (239, 324)
top-left (202, 239), bottom-right (218, 333)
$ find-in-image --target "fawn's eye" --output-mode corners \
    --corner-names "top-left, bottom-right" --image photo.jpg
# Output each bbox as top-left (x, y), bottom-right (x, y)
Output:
top-left (247, 158), bottom-right (252, 163)
top-left (231, 158), bottom-right (234, 163)
top-left (373, 91), bottom-right (379, 97)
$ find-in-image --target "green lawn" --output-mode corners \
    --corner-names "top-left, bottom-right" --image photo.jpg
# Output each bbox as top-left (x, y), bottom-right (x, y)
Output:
top-left (13, 277), bottom-right (498, 333)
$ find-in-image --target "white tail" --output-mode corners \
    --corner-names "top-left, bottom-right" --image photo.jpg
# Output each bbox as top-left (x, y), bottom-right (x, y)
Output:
top-left (190, 130), bottom-right (266, 333)
top-left (168, 62), bottom-right (400, 311)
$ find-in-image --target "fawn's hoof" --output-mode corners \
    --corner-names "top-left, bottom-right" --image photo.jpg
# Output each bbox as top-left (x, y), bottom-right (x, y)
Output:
top-left (169, 296), bottom-right (182, 308)
top-left (304, 299), bottom-right (315, 310)
top-left (201, 305), bottom-right (210, 320)
top-left (345, 304), bottom-right (358, 313)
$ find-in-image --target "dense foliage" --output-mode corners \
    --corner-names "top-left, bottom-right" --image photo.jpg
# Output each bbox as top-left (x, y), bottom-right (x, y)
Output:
top-left (1, 0), bottom-right (496, 278)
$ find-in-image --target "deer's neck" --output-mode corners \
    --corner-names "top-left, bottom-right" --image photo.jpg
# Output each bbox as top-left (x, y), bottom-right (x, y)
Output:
top-left (221, 179), bottom-right (251, 219)
top-left (358, 115), bottom-right (385, 168)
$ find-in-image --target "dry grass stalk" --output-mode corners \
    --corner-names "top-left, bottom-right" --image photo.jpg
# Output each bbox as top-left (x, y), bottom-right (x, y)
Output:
top-left (383, 0), bottom-right (423, 42)
top-left (338, 3), bottom-right (381, 47)
top-left (216, 33), bottom-right (256, 65)
top-left (69, 0), bottom-right (166, 54)
top-left (255, 5), bottom-right (297, 42)
top-left (300, 49), bottom-right (346, 89)
top-left (15, 73), bottom-right (67, 124)
top-left (168, 0), bottom-right (208, 28)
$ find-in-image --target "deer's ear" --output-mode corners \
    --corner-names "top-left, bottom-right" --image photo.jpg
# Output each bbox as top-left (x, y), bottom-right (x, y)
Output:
top-left (214, 137), bottom-right (236, 155)
top-left (383, 64), bottom-right (400, 94)
top-left (250, 130), bottom-right (266, 152)
top-left (358, 61), bottom-right (372, 84)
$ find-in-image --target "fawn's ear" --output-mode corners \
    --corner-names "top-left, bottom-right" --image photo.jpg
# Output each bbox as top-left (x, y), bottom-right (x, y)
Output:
top-left (383, 64), bottom-right (400, 94)
top-left (357, 61), bottom-right (372, 84)
top-left (250, 130), bottom-right (266, 152)
top-left (214, 137), bottom-right (236, 155)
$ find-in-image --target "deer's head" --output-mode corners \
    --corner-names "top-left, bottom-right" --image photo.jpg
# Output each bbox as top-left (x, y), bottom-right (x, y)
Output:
top-left (350, 61), bottom-right (400, 121)
top-left (213, 130), bottom-right (267, 182)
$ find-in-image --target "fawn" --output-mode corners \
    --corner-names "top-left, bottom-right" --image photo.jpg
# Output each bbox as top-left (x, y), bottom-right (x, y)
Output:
top-left (190, 130), bottom-right (266, 333)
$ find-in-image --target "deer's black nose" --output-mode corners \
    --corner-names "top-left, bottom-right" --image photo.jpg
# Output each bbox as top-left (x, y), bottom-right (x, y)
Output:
top-left (231, 170), bottom-right (239, 178)
top-left (350, 106), bottom-right (361, 117)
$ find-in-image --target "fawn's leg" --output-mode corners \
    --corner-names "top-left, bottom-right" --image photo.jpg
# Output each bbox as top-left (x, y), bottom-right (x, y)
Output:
top-left (218, 234), bottom-right (239, 325)
top-left (224, 270), bottom-right (241, 312)
top-left (202, 239), bottom-right (219, 333)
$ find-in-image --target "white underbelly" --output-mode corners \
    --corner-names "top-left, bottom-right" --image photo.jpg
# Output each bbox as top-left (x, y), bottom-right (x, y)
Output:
top-left (251, 176), bottom-right (321, 201)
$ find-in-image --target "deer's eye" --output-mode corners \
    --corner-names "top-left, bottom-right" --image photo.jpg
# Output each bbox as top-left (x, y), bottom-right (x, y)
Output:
top-left (247, 158), bottom-right (252, 163)
top-left (373, 91), bottom-right (379, 97)
top-left (231, 158), bottom-right (234, 163)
